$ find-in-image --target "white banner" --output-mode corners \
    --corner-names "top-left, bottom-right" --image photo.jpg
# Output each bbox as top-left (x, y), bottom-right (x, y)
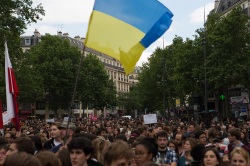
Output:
top-left (230, 95), bottom-right (249, 104)
top-left (3, 112), bottom-right (11, 125)
top-left (143, 114), bottom-right (157, 124)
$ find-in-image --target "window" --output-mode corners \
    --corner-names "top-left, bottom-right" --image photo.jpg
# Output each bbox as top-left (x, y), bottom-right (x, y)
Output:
top-left (25, 38), bottom-right (31, 45)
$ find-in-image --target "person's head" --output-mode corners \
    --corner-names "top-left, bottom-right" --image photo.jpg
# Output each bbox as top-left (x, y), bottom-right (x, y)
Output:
top-left (10, 128), bottom-right (16, 135)
top-left (174, 132), bottom-right (185, 146)
top-left (20, 126), bottom-right (28, 134)
top-left (134, 137), bottom-right (158, 166)
top-left (156, 131), bottom-right (168, 151)
top-left (59, 122), bottom-right (76, 139)
top-left (0, 144), bottom-right (9, 165)
top-left (183, 138), bottom-right (198, 153)
top-left (201, 147), bottom-right (222, 166)
top-left (3, 152), bottom-right (40, 166)
top-left (92, 137), bottom-right (109, 164)
top-left (230, 147), bottom-right (249, 166)
top-left (104, 140), bottom-right (132, 166)
top-left (50, 123), bottom-right (62, 139)
top-left (195, 131), bottom-right (207, 145)
top-left (228, 128), bottom-right (241, 143)
top-left (29, 136), bottom-right (42, 153)
top-left (96, 127), bottom-right (108, 137)
top-left (4, 132), bottom-right (14, 143)
top-left (35, 151), bottom-right (61, 166)
top-left (188, 123), bottom-right (195, 133)
top-left (67, 137), bottom-right (93, 166)
top-left (191, 144), bottom-right (205, 162)
top-left (6, 137), bottom-right (35, 156)
top-left (57, 148), bottom-right (71, 166)
top-left (167, 140), bottom-right (178, 155)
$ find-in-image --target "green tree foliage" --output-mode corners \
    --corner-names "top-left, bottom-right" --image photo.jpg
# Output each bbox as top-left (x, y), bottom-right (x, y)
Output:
top-left (206, 7), bottom-right (250, 90)
top-left (77, 54), bottom-right (116, 110)
top-left (0, 0), bottom-right (44, 100)
top-left (132, 7), bottom-right (250, 114)
top-left (26, 35), bottom-right (81, 111)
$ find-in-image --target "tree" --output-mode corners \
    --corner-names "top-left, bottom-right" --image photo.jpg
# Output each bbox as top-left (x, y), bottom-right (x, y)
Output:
top-left (77, 54), bottom-right (116, 111)
top-left (26, 35), bottom-right (81, 112)
top-left (0, 0), bottom-right (44, 100)
top-left (206, 8), bottom-right (250, 91)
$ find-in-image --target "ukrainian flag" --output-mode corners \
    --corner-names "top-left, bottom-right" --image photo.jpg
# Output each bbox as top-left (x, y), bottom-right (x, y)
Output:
top-left (85, 0), bottom-right (173, 74)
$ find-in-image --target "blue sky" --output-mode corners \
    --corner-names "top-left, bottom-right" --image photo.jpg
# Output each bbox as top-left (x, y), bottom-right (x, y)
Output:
top-left (24, 0), bottom-right (215, 65)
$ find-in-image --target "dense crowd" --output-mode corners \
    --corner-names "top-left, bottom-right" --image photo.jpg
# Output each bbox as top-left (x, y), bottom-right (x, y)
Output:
top-left (0, 117), bottom-right (249, 166)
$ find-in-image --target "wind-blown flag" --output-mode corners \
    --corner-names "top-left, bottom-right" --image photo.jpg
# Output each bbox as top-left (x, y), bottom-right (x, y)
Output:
top-left (85, 0), bottom-right (173, 74)
top-left (5, 42), bottom-right (20, 130)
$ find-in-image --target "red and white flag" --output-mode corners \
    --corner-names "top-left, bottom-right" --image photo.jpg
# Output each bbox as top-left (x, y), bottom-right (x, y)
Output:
top-left (5, 41), bottom-right (20, 130)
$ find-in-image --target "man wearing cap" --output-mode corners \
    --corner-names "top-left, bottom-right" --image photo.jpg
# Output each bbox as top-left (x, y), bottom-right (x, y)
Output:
top-left (50, 122), bottom-right (76, 153)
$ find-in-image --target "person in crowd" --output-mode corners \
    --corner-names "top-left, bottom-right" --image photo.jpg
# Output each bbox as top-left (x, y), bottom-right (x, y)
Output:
top-left (29, 135), bottom-right (43, 154)
top-left (190, 144), bottom-right (205, 166)
top-left (57, 148), bottom-right (72, 166)
top-left (201, 147), bottom-right (223, 166)
top-left (0, 144), bottom-right (9, 166)
top-left (43, 122), bottom-right (63, 150)
top-left (224, 128), bottom-right (250, 162)
top-left (4, 132), bottom-right (14, 143)
top-left (156, 131), bottom-right (177, 166)
top-left (230, 147), bottom-right (249, 166)
top-left (194, 131), bottom-right (207, 145)
top-left (35, 151), bottom-right (61, 166)
top-left (6, 137), bottom-right (35, 156)
top-left (178, 138), bottom-right (197, 166)
top-left (113, 127), bottom-right (121, 139)
top-left (51, 122), bottom-right (76, 153)
top-left (174, 132), bottom-right (186, 156)
top-left (103, 140), bottom-right (132, 166)
top-left (96, 127), bottom-right (108, 140)
top-left (3, 152), bottom-right (40, 166)
top-left (92, 137), bottom-right (109, 165)
top-left (240, 131), bottom-right (249, 146)
top-left (134, 137), bottom-right (158, 166)
top-left (206, 128), bottom-right (227, 158)
top-left (186, 123), bottom-right (195, 138)
top-left (67, 137), bottom-right (100, 166)
top-left (168, 140), bottom-right (179, 158)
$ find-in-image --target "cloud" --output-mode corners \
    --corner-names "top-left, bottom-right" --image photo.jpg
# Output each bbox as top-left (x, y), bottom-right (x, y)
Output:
top-left (189, 2), bottom-right (214, 24)
top-left (34, 0), bottom-right (94, 24)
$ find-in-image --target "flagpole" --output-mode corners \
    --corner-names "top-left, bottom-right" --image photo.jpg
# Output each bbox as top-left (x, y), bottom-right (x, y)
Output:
top-left (0, 100), bottom-right (4, 136)
top-left (64, 44), bottom-right (86, 144)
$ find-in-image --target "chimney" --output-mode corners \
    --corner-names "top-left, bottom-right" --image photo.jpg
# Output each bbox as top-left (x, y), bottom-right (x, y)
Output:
top-left (34, 29), bottom-right (41, 37)
top-left (63, 33), bottom-right (69, 37)
top-left (74, 35), bottom-right (81, 40)
top-left (214, 0), bottom-right (220, 10)
top-left (57, 31), bottom-right (62, 36)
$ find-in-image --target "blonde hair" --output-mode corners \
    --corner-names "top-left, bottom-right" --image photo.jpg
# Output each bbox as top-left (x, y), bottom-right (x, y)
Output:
top-left (230, 147), bottom-right (249, 166)
top-left (92, 137), bottom-right (109, 164)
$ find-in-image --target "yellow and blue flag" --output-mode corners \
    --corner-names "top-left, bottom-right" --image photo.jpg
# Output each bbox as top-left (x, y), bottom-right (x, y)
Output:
top-left (85, 0), bottom-right (173, 74)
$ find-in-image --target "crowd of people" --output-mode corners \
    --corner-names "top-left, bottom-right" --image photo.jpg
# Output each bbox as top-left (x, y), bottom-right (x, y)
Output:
top-left (0, 116), bottom-right (249, 166)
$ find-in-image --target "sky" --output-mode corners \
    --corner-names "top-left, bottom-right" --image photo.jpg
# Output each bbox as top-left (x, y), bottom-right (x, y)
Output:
top-left (24, 0), bottom-right (215, 66)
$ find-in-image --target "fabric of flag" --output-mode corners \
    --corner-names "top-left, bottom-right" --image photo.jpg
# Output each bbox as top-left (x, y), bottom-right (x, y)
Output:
top-left (85, 0), bottom-right (173, 74)
top-left (5, 42), bottom-right (20, 130)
